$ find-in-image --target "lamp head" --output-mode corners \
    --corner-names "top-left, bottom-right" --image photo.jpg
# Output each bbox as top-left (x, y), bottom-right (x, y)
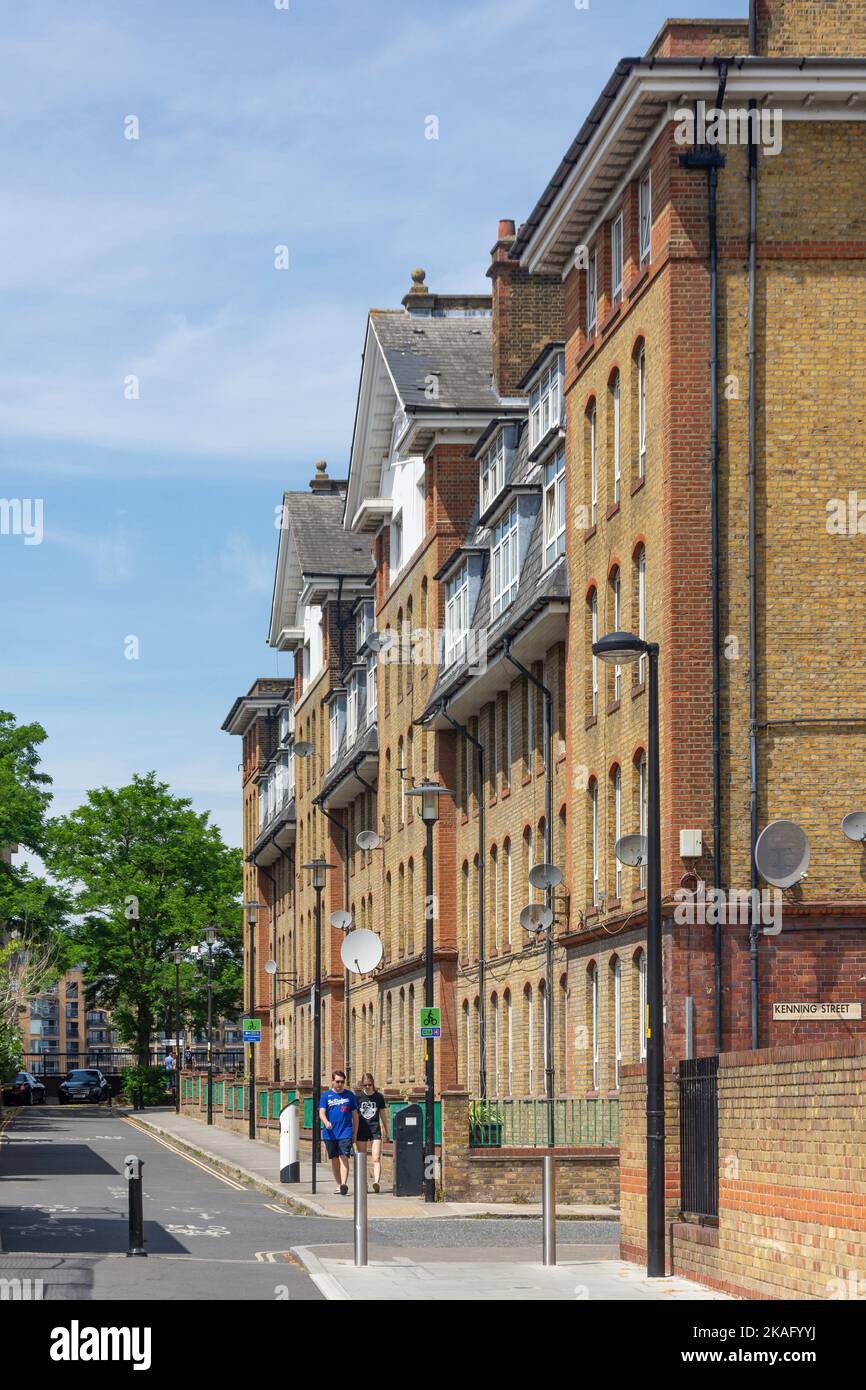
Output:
top-left (406, 779), bottom-right (454, 825)
top-left (592, 630), bottom-right (647, 665)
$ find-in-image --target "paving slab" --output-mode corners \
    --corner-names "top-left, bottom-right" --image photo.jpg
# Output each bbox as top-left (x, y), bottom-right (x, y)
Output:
top-left (293, 1244), bottom-right (733, 1301)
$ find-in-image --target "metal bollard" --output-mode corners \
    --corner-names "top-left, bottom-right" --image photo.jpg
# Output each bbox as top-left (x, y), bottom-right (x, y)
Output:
top-left (124, 1154), bottom-right (147, 1258)
top-left (353, 1150), bottom-right (368, 1267)
top-left (279, 1100), bottom-right (300, 1183)
top-left (542, 1155), bottom-right (556, 1267)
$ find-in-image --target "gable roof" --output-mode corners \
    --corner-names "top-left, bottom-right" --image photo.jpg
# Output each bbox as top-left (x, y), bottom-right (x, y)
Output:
top-left (268, 489), bottom-right (373, 648)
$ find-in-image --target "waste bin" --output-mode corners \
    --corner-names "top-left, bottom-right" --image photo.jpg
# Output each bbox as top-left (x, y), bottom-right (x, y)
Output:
top-left (392, 1103), bottom-right (424, 1196)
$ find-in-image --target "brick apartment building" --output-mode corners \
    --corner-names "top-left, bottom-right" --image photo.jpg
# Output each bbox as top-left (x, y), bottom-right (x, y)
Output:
top-left (224, 0), bottom-right (866, 1144)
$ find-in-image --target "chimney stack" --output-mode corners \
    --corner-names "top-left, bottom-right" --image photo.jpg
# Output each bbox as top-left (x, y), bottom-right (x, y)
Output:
top-left (487, 219), bottom-right (565, 398)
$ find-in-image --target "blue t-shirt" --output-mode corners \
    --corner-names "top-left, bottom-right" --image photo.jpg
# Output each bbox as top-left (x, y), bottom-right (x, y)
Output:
top-left (320, 1088), bottom-right (358, 1140)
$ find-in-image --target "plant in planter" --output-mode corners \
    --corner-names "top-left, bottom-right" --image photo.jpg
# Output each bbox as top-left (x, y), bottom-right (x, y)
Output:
top-left (468, 1100), bottom-right (502, 1147)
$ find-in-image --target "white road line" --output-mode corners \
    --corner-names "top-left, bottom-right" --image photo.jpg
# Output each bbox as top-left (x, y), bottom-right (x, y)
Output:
top-left (122, 1120), bottom-right (246, 1190)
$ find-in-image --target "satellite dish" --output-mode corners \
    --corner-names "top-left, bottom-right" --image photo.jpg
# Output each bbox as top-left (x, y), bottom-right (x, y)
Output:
top-left (616, 834), bottom-right (648, 867)
top-left (366, 631), bottom-right (393, 653)
top-left (519, 904), bottom-right (553, 934)
top-left (528, 863), bottom-right (563, 891)
top-left (340, 929), bottom-right (383, 975)
top-left (356, 830), bottom-right (382, 851)
top-left (330, 909), bottom-right (353, 932)
top-left (264, 959), bottom-right (278, 976)
top-left (754, 820), bottom-right (810, 888)
top-left (293, 741), bottom-right (315, 758)
top-left (841, 811), bottom-right (866, 843)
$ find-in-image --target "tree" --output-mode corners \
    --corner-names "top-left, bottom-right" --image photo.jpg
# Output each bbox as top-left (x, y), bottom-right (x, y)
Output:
top-left (0, 927), bottom-right (59, 1080)
top-left (45, 773), bottom-right (243, 1065)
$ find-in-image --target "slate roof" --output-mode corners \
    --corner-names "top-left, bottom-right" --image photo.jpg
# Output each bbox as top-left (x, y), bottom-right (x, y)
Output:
top-left (281, 491), bottom-right (373, 577)
top-left (370, 313), bottom-right (498, 413)
top-left (318, 722), bottom-right (379, 803)
top-left (426, 418), bottom-right (570, 712)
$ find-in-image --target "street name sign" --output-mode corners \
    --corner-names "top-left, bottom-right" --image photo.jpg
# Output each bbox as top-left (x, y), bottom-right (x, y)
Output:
top-left (420, 1026), bottom-right (442, 1039)
top-left (772, 1002), bottom-right (862, 1020)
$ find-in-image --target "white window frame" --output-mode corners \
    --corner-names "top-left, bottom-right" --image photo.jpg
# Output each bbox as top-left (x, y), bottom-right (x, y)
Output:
top-left (614, 764), bottom-right (622, 899)
top-left (490, 503), bottom-right (519, 618)
top-left (346, 679), bottom-right (358, 746)
top-left (493, 994), bottom-right (500, 1096)
top-left (613, 568), bottom-right (622, 702)
top-left (587, 245), bottom-right (598, 336)
top-left (504, 690), bottom-right (512, 785)
top-left (506, 992), bottom-right (513, 1093)
top-left (479, 433), bottom-right (505, 513)
top-left (638, 752), bottom-right (648, 891)
top-left (390, 514), bottom-right (403, 574)
top-left (589, 403), bottom-right (598, 526)
top-left (464, 1002), bottom-right (472, 1091)
top-left (366, 652), bottom-right (377, 725)
top-left (527, 988), bottom-right (534, 1094)
top-left (611, 211), bottom-right (624, 306)
top-left (637, 548), bottom-right (647, 685)
top-left (591, 780), bottom-right (600, 908)
top-left (639, 168), bottom-right (652, 265)
top-left (638, 952), bottom-right (647, 1060)
top-left (329, 700), bottom-right (340, 768)
top-left (444, 561), bottom-right (470, 666)
top-left (611, 371), bottom-right (621, 505)
top-left (492, 846), bottom-right (500, 950)
top-left (591, 965), bottom-right (600, 1089)
top-left (637, 343), bottom-right (647, 479)
top-left (614, 958), bottom-right (622, 1089)
top-left (543, 447), bottom-right (566, 567)
top-left (529, 354), bottom-right (564, 451)
top-left (505, 840), bottom-right (512, 945)
top-left (590, 590), bottom-right (599, 718)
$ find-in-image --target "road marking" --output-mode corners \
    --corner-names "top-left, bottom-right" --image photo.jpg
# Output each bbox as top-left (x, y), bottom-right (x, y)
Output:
top-left (265, 1203), bottom-right (291, 1215)
top-left (122, 1119), bottom-right (246, 1190)
top-left (255, 1250), bottom-right (300, 1264)
top-left (165, 1223), bottom-right (230, 1238)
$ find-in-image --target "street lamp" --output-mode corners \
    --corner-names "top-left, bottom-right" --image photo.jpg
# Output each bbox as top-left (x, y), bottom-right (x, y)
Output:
top-left (405, 779), bottom-right (454, 1202)
top-left (593, 628), bottom-right (663, 1278)
top-left (303, 857), bottom-right (335, 1196)
top-left (172, 949), bottom-right (183, 1115)
top-left (202, 928), bottom-right (217, 1127)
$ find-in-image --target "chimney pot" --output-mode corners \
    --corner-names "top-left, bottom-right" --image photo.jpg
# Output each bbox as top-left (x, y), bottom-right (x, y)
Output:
top-left (498, 218), bottom-right (516, 241)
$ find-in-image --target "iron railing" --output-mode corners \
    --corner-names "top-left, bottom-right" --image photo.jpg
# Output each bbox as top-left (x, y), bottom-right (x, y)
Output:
top-left (21, 1048), bottom-right (245, 1076)
top-left (678, 1055), bottom-right (719, 1219)
top-left (468, 1097), bottom-right (619, 1148)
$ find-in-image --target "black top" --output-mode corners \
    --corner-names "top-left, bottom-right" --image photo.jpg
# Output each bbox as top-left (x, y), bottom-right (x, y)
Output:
top-left (355, 1089), bottom-right (386, 1140)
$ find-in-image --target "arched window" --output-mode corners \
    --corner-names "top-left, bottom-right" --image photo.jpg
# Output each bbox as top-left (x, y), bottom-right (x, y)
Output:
top-left (463, 1000), bottom-right (471, 1091)
top-left (589, 964), bottom-right (600, 1089)
top-left (491, 844), bottom-right (500, 951)
top-left (634, 339), bottom-right (647, 480)
top-left (611, 764), bottom-right (622, 901)
top-left (636, 949), bottom-right (647, 1061)
top-left (585, 400), bottom-right (598, 527)
top-left (587, 588), bottom-right (599, 718)
top-left (408, 984), bottom-right (416, 1081)
top-left (384, 872), bottom-right (392, 961)
top-left (398, 862), bottom-right (405, 956)
top-left (504, 989), bottom-right (513, 1093)
top-left (525, 985), bottom-right (534, 1093)
top-left (633, 544), bottom-right (647, 684)
top-left (588, 778), bottom-right (600, 908)
top-left (609, 566), bottom-right (622, 703)
top-left (613, 956), bottom-right (622, 1088)
top-left (503, 838), bottom-right (512, 945)
top-left (397, 736), bottom-right (405, 827)
top-left (634, 749), bottom-right (648, 890)
top-left (608, 369), bottom-right (621, 506)
top-left (461, 860), bottom-right (470, 960)
top-left (491, 992), bottom-right (500, 1095)
top-left (407, 858), bottom-right (415, 955)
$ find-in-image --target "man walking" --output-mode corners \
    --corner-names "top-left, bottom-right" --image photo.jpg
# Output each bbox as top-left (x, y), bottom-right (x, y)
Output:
top-left (318, 1070), bottom-right (358, 1195)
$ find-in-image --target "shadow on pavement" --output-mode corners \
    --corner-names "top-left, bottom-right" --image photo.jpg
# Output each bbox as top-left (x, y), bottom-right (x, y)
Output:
top-left (0, 1208), bottom-right (189, 1256)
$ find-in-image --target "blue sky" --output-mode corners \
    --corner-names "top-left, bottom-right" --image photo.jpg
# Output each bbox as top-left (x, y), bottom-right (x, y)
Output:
top-left (0, 0), bottom-right (742, 849)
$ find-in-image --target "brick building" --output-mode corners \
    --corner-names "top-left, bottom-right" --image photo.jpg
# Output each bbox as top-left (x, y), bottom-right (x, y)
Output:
top-left (224, 0), bottom-right (866, 1155)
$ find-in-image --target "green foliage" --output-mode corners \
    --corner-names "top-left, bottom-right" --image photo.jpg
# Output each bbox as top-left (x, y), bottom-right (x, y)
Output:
top-left (45, 772), bottom-right (243, 1060)
top-left (120, 1065), bottom-right (172, 1107)
top-left (0, 1021), bottom-right (22, 1082)
top-left (0, 710), bottom-right (69, 942)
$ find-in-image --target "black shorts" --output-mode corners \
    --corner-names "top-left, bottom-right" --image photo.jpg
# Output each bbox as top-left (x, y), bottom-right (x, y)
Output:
top-left (357, 1123), bottom-right (381, 1143)
top-left (324, 1137), bottom-right (354, 1158)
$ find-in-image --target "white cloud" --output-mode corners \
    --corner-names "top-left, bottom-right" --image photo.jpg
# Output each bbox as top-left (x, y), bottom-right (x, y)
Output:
top-left (218, 532), bottom-right (273, 594)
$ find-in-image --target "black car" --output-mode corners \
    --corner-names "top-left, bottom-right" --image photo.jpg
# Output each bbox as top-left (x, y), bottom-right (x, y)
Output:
top-left (2, 1071), bottom-right (47, 1105)
top-left (58, 1068), bottom-right (110, 1105)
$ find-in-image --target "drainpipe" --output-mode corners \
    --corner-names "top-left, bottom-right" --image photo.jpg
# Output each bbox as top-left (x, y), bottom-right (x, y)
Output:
top-left (747, 15), bottom-right (761, 1050)
top-left (503, 639), bottom-right (555, 1147)
top-left (440, 704), bottom-right (487, 1100)
top-left (679, 60), bottom-right (729, 1054)
top-left (314, 796), bottom-right (352, 1080)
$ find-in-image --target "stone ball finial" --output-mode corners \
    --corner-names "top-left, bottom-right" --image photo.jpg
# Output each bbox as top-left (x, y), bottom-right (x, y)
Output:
top-left (315, 458), bottom-right (328, 475)
top-left (409, 267), bottom-right (427, 293)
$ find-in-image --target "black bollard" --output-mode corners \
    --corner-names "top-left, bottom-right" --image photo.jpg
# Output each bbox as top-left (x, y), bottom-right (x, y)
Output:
top-left (124, 1155), bottom-right (147, 1257)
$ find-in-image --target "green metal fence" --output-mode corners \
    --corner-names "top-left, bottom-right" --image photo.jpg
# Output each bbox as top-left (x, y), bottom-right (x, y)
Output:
top-left (468, 1097), bottom-right (619, 1149)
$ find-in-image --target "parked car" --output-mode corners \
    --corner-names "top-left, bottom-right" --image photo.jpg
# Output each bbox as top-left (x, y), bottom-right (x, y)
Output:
top-left (2, 1072), bottom-right (47, 1105)
top-left (58, 1068), bottom-right (110, 1105)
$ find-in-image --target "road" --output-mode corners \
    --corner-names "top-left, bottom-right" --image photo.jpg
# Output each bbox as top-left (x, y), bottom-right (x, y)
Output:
top-left (0, 1105), bottom-right (618, 1300)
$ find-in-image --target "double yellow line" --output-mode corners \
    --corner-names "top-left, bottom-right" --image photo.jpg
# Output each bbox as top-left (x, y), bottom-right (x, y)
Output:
top-left (123, 1117), bottom-right (245, 1191)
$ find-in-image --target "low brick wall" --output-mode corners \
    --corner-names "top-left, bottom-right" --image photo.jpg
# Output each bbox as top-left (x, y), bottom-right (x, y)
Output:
top-left (620, 1041), bottom-right (866, 1299)
top-left (439, 1089), bottom-right (620, 1204)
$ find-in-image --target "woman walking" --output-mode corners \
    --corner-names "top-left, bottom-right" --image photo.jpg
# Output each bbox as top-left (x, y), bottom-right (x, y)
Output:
top-left (354, 1072), bottom-right (389, 1193)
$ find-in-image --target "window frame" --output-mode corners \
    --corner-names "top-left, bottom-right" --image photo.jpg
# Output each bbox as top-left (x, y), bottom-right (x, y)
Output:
top-left (611, 211), bottom-right (624, 306)
top-left (479, 432), bottom-right (506, 513)
top-left (444, 560), bottom-right (470, 666)
top-left (587, 245), bottom-right (598, 337)
top-left (543, 447), bottom-right (566, 567)
top-left (639, 168), bottom-right (652, 266)
top-left (490, 503), bottom-right (519, 618)
top-left (637, 343), bottom-right (647, 479)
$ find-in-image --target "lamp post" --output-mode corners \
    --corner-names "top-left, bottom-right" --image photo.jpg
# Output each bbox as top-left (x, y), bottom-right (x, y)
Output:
top-left (242, 900), bottom-right (262, 1140)
top-left (303, 857), bottom-right (335, 1196)
top-left (203, 928), bottom-right (216, 1127)
top-left (172, 949), bottom-right (182, 1115)
top-left (593, 629), bottom-right (663, 1277)
top-left (405, 779), bottom-right (454, 1203)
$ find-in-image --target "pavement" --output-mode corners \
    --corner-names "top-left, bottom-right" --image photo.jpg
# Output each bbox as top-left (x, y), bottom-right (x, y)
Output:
top-left (293, 1245), bottom-right (732, 1301)
top-left (124, 1106), bottom-right (621, 1221)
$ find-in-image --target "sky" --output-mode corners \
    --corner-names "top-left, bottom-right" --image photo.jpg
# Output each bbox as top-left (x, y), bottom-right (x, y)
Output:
top-left (0, 0), bottom-right (743, 851)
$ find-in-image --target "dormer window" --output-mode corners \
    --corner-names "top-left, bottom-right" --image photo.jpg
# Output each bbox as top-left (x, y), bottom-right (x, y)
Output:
top-left (278, 704), bottom-right (294, 745)
top-left (356, 600), bottom-right (374, 651)
top-left (528, 353), bottom-right (564, 452)
top-left (346, 679), bottom-right (358, 746)
top-left (445, 561), bottom-right (470, 665)
top-left (329, 693), bottom-right (346, 768)
top-left (479, 434), bottom-right (505, 514)
top-left (543, 448), bottom-right (566, 567)
top-left (491, 504), bottom-right (519, 618)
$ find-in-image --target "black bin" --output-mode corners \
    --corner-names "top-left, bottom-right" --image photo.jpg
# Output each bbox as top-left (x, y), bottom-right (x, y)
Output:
top-left (393, 1103), bottom-right (424, 1196)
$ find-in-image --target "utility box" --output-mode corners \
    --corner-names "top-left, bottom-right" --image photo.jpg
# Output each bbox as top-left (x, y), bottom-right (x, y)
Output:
top-left (680, 829), bottom-right (703, 858)
top-left (392, 1103), bottom-right (424, 1197)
